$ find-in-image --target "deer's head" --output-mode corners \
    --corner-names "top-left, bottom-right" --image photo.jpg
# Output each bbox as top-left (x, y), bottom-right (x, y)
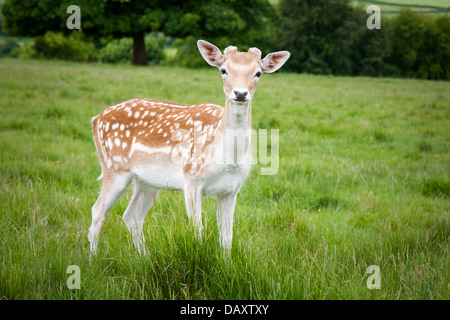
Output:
top-left (197, 40), bottom-right (290, 105)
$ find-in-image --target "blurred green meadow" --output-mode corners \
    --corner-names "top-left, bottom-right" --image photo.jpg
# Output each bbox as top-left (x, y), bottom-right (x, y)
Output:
top-left (354, 1), bottom-right (449, 17)
top-left (0, 58), bottom-right (449, 299)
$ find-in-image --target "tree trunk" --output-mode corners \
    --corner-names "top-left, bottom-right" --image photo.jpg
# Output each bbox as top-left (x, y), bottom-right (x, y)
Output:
top-left (132, 32), bottom-right (148, 66)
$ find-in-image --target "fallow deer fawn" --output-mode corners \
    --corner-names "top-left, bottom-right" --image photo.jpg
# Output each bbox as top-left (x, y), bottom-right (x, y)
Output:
top-left (88, 40), bottom-right (290, 255)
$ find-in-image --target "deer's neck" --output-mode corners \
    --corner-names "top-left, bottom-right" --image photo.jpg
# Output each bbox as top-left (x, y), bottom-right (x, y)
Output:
top-left (222, 100), bottom-right (252, 131)
top-left (212, 100), bottom-right (252, 167)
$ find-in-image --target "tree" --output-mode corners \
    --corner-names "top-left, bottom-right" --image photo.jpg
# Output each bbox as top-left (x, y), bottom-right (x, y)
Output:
top-left (391, 9), bottom-right (450, 80)
top-left (2, 0), bottom-right (163, 65)
top-left (2, 0), bottom-right (276, 66)
top-left (276, 0), bottom-right (396, 77)
top-left (171, 0), bottom-right (278, 68)
top-left (277, 0), bottom-right (355, 74)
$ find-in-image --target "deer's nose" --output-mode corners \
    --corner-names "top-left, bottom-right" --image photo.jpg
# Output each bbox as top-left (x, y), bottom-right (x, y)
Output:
top-left (233, 90), bottom-right (248, 101)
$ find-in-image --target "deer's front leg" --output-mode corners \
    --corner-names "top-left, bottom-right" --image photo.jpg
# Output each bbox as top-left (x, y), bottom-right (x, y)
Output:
top-left (216, 192), bottom-right (237, 254)
top-left (184, 184), bottom-right (203, 242)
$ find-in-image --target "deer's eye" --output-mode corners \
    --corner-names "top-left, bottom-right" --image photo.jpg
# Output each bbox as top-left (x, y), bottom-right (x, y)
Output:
top-left (255, 71), bottom-right (262, 78)
top-left (221, 68), bottom-right (228, 75)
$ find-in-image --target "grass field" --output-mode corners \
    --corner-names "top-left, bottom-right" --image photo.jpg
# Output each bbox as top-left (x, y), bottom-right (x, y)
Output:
top-left (0, 58), bottom-right (449, 300)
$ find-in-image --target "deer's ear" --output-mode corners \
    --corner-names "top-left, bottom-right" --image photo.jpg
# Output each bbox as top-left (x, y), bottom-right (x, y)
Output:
top-left (197, 40), bottom-right (224, 67)
top-left (260, 51), bottom-right (290, 73)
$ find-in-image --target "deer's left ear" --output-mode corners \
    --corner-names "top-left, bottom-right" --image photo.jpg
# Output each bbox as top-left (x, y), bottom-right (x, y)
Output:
top-left (197, 40), bottom-right (224, 67)
top-left (260, 51), bottom-right (290, 73)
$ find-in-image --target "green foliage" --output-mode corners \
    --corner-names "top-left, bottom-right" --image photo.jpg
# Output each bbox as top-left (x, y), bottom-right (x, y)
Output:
top-left (0, 36), bottom-right (20, 57)
top-left (29, 30), bottom-right (97, 62)
top-left (2, 0), bottom-right (67, 36)
top-left (391, 9), bottom-right (450, 80)
top-left (172, 37), bottom-right (205, 69)
top-left (145, 32), bottom-right (166, 65)
top-left (99, 33), bottom-right (165, 65)
top-left (277, 0), bottom-right (395, 76)
top-left (277, 0), bottom-right (350, 74)
top-left (163, 0), bottom-right (276, 40)
top-left (2, 0), bottom-right (449, 79)
top-left (334, 9), bottom-right (397, 77)
top-left (99, 38), bottom-right (133, 64)
top-left (277, 1), bottom-right (449, 79)
top-left (1, 0), bottom-right (276, 66)
top-left (0, 0), bottom-right (4, 36)
top-left (170, 0), bottom-right (277, 69)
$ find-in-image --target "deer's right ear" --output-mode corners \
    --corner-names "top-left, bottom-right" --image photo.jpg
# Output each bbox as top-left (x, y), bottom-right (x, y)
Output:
top-left (197, 40), bottom-right (224, 67)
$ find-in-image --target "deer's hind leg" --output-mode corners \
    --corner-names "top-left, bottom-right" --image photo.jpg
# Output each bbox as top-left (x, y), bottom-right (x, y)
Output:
top-left (122, 179), bottom-right (159, 255)
top-left (89, 171), bottom-right (132, 255)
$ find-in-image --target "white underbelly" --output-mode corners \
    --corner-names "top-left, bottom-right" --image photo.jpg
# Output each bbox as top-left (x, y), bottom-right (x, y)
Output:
top-left (131, 163), bottom-right (185, 190)
top-left (130, 161), bottom-right (250, 196)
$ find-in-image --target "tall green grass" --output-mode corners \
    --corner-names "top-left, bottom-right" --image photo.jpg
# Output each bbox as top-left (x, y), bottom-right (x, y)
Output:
top-left (0, 58), bottom-right (448, 299)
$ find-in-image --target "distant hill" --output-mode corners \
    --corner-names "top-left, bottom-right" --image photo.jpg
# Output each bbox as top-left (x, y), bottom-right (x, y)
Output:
top-left (353, 0), bottom-right (450, 16)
